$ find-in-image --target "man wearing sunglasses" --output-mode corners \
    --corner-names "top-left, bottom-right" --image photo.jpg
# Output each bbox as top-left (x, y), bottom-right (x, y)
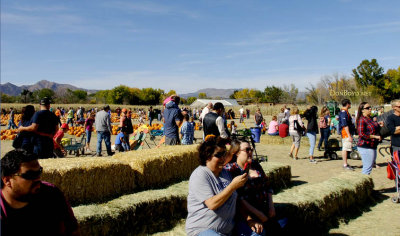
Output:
top-left (1, 149), bottom-right (79, 236)
top-left (387, 99), bottom-right (400, 153)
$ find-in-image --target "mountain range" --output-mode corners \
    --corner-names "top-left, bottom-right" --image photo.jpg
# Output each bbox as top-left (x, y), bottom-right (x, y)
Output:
top-left (0, 80), bottom-right (97, 96)
top-left (1, 80), bottom-right (306, 100)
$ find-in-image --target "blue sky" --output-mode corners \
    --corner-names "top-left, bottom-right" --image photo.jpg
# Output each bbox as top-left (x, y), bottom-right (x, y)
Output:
top-left (1, 0), bottom-right (399, 94)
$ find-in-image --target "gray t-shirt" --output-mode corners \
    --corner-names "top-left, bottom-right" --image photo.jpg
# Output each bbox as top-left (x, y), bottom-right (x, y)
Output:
top-left (186, 166), bottom-right (237, 236)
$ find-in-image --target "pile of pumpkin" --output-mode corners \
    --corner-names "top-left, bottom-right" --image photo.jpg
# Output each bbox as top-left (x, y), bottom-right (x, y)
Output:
top-left (67, 126), bottom-right (87, 138)
top-left (1, 114), bottom-right (22, 126)
top-left (0, 129), bottom-right (18, 140)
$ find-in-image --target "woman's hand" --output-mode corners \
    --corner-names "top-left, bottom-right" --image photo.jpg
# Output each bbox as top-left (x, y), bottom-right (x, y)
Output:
top-left (231, 173), bottom-right (248, 190)
top-left (248, 220), bottom-right (264, 234)
top-left (249, 169), bottom-right (258, 178)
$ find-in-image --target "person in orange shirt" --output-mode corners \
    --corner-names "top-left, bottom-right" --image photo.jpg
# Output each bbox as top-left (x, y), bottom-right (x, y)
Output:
top-left (338, 99), bottom-right (356, 170)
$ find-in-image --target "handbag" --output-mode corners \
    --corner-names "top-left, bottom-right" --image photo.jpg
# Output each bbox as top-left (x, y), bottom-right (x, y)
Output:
top-left (294, 117), bottom-right (305, 136)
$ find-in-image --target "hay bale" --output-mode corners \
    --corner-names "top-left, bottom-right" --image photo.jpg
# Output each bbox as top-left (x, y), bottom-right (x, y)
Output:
top-left (260, 162), bottom-right (291, 192)
top-left (259, 135), bottom-right (310, 146)
top-left (74, 181), bottom-right (189, 236)
top-left (40, 157), bottom-right (135, 206)
top-left (274, 172), bottom-right (374, 233)
top-left (74, 162), bottom-right (291, 235)
top-left (114, 145), bottom-right (199, 189)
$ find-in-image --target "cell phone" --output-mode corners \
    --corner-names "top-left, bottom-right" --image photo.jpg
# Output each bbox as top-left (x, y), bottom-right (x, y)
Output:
top-left (243, 162), bottom-right (250, 174)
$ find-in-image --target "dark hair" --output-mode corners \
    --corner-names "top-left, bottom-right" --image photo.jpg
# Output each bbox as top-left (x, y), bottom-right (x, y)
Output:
top-left (1, 149), bottom-right (39, 188)
top-left (198, 137), bottom-right (229, 166)
top-left (21, 105), bottom-right (35, 123)
top-left (183, 114), bottom-right (189, 121)
top-left (227, 139), bottom-right (241, 163)
top-left (356, 102), bottom-right (368, 128)
top-left (342, 99), bottom-right (351, 107)
top-left (213, 102), bottom-right (224, 111)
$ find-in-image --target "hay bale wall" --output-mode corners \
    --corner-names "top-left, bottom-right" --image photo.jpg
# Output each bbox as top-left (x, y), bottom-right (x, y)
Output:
top-left (274, 172), bottom-right (374, 233)
top-left (260, 162), bottom-right (291, 192)
top-left (74, 181), bottom-right (189, 236)
top-left (74, 162), bottom-right (291, 236)
top-left (260, 135), bottom-right (310, 146)
top-left (40, 157), bottom-right (136, 206)
top-left (113, 145), bottom-right (199, 189)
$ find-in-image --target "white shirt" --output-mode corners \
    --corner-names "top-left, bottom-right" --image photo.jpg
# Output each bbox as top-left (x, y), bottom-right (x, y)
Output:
top-left (199, 107), bottom-right (210, 122)
top-left (239, 108), bottom-right (244, 115)
top-left (216, 116), bottom-right (228, 138)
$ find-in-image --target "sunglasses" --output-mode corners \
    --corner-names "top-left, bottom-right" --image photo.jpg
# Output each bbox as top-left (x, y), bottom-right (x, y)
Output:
top-left (363, 106), bottom-right (372, 110)
top-left (213, 150), bottom-right (227, 158)
top-left (13, 167), bottom-right (43, 180)
top-left (241, 147), bottom-right (253, 153)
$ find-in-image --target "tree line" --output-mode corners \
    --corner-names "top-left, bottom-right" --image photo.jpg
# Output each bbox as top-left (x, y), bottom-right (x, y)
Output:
top-left (2, 59), bottom-right (399, 105)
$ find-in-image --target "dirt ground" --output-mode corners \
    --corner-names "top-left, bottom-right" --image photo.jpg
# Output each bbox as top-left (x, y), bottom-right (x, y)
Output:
top-left (1, 117), bottom-right (400, 235)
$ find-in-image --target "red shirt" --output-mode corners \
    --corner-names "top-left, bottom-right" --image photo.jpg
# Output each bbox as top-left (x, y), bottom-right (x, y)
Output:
top-left (279, 123), bottom-right (289, 138)
top-left (53, 130), bottom-right (64, 149)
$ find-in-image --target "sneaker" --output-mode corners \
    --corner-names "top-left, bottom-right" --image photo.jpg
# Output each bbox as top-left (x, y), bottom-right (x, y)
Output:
top-left (96, 153), bottom-right (103, 157)
top-left (343, 165), bottom-right (354, 171)
top-left (294, 156), bottom-right (298, 160)
top-left (289, 153), bottom-right (293, 158)
top-left (309, 159), bottom-right (317, 163)
top-left (108, 152), bottom-right (115, 156)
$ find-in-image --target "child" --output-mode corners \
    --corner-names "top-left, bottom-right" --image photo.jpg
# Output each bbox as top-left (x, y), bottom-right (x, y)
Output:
top-left (53, 123), bottom-right (69, 157)
top-left (180, 114), bottom-right (194, 145)
top-left (261, 119), bottom-right (267, 134)
top-left (115, 128), bottom-right (129, 152)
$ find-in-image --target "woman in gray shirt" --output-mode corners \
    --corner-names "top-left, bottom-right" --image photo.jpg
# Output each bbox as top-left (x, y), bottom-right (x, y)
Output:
top-left (186, 137), bottom-right (248, 236)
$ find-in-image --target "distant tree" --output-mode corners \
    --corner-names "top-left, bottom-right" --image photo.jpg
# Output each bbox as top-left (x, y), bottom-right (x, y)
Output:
top-left (20, 89), bottom-right (32, 103)
top-left (139, 88), bottom-right (164, 105)
top-left (384, 66), bottom-right (400, 100)
top-left (31, 88), bottom-right (55, 102)
top-left (1, 94), bottom-right (16, 103)
top-left (198, 92), bottom-right (207, 99)
top-left (110, 85), bottom-right (131, 104)
top-left (229, 90), bottom-right (239, 99)
top-left (264, 86), bottom-right (284, 104)
top-left (187, 97), bottom-right (197, 105)
top-left (281, 84), bottom-right (298, 104)
top-left (352, 59), bottom-right (384, 88)
top-left (72, 90), bottom-right (88, 101)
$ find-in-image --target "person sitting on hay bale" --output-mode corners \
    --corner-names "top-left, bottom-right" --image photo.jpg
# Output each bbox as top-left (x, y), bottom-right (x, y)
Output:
top-left (225, 140), bottom-right (281, 235)
top-left (114, 127), bottom-right (129, 152)
top-left (186, 136), bottom-right (260, 236)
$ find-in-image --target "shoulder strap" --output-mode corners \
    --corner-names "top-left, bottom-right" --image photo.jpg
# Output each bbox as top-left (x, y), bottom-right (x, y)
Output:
top-left (1, 191), bottom-right (7, 219)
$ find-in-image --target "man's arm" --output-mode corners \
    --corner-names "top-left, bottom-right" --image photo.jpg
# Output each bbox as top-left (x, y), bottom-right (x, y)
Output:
top-left (216, 117), bottom-right (228, 138)
top-left (18, 123), bottom-right (38, 133)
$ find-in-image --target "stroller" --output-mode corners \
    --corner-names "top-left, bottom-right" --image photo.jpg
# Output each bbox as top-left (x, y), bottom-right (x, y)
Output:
top-left (324, 137), bottom-right (360, 160)
top-left (380, 147), bottom-right (400, 203)
top-left (232, 129), bottom-right (267, 163)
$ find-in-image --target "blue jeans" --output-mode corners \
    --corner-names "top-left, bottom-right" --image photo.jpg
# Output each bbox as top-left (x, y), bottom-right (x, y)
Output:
top-left (306, 131), bottom-right (316, 156)
top-left (318, 128), bottom-right (330, 149)
top-left (149, 118), bottom-right (153, 126)
top-left (8, 119), bottom-right (17, 129)
top-left (357, 147), bottom-right (377, 175)
top-left (236, 220), bottom-right (266, 236)
top-left (268, 132), bottom-right (279, 136)
top-left (96, 131), bottom-right (112, 155)
top-left (86, 130), bottom-right (92, 144)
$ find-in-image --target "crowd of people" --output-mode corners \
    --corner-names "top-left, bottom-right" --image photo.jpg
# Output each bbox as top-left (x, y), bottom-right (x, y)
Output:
top-left (2, 96), bottom-right (400, 235)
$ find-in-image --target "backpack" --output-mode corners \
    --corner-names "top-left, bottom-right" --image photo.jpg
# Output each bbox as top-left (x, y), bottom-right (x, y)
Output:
top-left (318, 116), bottom-right (327, 129)
top-left (125, 118), bottom-right (134, 134)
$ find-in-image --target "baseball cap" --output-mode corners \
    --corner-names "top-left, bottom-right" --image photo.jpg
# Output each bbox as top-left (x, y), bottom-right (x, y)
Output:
top-left (40, 97), bottom-right (51, 105)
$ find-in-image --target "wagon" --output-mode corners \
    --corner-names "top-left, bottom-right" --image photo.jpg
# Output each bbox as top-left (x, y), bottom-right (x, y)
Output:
top-left (63, 133), bottom-right (87, 156)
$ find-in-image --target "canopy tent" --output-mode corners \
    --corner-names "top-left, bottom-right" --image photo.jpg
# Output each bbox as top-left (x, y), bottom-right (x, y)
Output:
top-left (189, 99), bottom-right (239, 108)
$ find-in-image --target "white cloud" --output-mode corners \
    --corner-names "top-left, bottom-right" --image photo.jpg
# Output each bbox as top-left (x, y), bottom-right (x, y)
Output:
top-left (2, 13), bottom-right (101, 34)
top-left (106, 1), bottom-right (201, 19)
